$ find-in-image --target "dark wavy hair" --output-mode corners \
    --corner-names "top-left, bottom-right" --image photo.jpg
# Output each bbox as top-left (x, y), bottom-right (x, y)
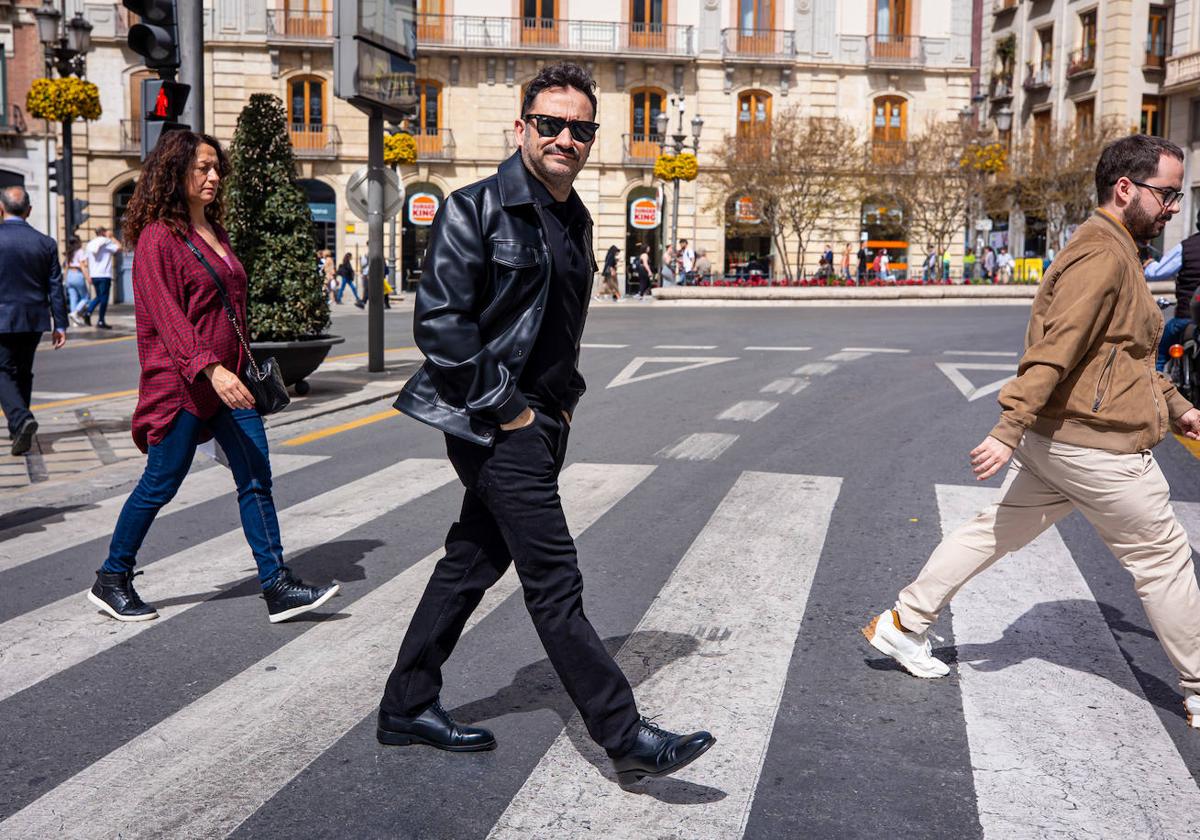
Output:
top-left (520, 62), bottom-right (597, 119)
top-left (123, 130), bottom-right (230, 247)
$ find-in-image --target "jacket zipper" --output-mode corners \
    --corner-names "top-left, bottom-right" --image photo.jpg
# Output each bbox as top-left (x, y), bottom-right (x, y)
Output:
top-left (1092, 346), bottom-right (1118, 412)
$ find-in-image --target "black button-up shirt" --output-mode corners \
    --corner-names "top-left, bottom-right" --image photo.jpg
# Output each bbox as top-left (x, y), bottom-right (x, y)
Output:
top-left (518, 165), bottom-right (591, 413)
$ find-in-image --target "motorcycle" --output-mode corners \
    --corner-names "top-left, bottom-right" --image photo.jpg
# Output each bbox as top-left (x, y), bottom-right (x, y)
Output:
top-left (1159, 297), bottom-right (1200, 408)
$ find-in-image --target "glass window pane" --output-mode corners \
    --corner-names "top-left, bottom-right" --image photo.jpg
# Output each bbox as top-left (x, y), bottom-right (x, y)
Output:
top-left (309, 81), bottom-right (323, 124)
top-left (524, 0), bottom-right (538, 19)
top-left (425, 84), bottom-right (438, 130)
top-left (291, 82), bottom-right (304, 124)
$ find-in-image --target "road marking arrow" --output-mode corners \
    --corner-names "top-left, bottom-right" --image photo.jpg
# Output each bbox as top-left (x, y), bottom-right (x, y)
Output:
top-left (606, 356), bottom-right (737, 388)
top-left (936, 362), bottom-right (1017, 401)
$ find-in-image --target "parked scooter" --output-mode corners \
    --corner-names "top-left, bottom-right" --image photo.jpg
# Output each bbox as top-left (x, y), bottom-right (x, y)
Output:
top-left (1160, 297), bottom-right (1200, 408)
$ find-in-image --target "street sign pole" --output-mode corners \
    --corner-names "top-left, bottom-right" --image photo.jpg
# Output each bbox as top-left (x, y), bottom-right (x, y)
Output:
top-left (367, 108), bottom-right (385, 373)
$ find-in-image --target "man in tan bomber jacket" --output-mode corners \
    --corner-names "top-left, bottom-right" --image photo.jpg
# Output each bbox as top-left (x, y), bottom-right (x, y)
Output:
top-left (863, 134), bottom-right (1200, 729)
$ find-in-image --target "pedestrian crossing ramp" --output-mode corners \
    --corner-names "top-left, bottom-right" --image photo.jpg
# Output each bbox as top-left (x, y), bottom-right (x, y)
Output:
top-left (0, 459), bottom-right (1198, 838)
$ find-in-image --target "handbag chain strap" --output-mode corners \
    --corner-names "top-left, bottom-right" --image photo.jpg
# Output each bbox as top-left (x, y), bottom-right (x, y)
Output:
top-left (183, 237), bottom-right (263, 379)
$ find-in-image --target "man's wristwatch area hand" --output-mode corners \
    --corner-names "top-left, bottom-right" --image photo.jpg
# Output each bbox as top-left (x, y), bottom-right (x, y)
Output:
top-left (499, 407), bottom-right (536, 431)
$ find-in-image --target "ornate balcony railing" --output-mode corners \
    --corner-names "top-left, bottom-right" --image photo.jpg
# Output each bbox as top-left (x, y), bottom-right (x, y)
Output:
top-left (412, 128), bottom-right (455, 161)
top-left (1066, 48), bottom-right (1095, 78)
top-left (267, 10), bottom-right (333, 41)
top-left (1145, 40), bottom-right (1168, 70)
top-left (120, 119), bottom-right (141, 154)
top-left (290, 123), bottom-right (341, 157)
top-left (1165, 50), bottom-right (1200, 89)
top-left (1023, 63), bottom-right (1052, 91)
top-left (415, 15), bottom-right (694, 56)
top-left (721, 28), bottom-right (796, 59)
top-left (866, 34), bottom-right (926, 66)
top-left (870, 140), bottom-right (910, 167)
top-left (989, 74), bottom-right (1013, 100)
top-left (622, 133), bottom-right (665, 166)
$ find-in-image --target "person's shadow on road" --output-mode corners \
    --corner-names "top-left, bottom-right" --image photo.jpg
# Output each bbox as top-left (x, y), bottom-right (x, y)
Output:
top-left (450, 629), bottom-right (727, 804)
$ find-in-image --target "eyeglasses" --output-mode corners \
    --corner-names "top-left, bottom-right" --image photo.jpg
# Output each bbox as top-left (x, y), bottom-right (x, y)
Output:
top-left (523, 114), bottom-right (600, 144)
top-left (1129, 180), bottom-right (1185, 209)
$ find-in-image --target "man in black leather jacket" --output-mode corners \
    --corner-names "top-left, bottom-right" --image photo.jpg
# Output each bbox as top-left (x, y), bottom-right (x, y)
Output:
top-left (377, 63), bottom-right (714, 786)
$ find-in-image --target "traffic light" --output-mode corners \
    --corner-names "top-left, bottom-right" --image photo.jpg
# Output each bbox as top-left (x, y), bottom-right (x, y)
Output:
top-left (123, 0), bottom-right (181, 75)
top-left (48, 159), bottom-right (61, 195)
top-left (71, 199), bottom-right (90, 232)
top-left (140, 78), bottom-right (190, 160)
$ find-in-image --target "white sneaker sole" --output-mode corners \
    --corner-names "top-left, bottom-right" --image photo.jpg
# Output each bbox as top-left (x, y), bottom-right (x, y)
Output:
top-left (861, 613), bottom-right (949, 679)
top-left (87, 590), bottom-right (159, 622)
top-left (268, 583), bottom-right (340, 624)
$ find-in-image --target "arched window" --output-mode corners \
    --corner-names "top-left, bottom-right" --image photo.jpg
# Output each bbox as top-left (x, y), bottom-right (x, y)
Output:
top-left (298, 178), bottom-right (337, 253)
top-left (414, 79), bottom-right (442, 156)
top-left (872, 95), bottom-right (906, 164)
top-left (629, 87), bottom-right (665, 162)
top-left (289, 75), bottom-right (325, 151)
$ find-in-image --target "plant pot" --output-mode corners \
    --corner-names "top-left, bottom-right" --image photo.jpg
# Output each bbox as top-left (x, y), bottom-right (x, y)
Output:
top-left (249, 334), bottom-right (345, 396)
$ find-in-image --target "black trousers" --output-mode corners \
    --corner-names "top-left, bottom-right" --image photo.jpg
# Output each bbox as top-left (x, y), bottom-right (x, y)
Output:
top-left (381, 409), bottom-right (640, 754)
top-left (0, 332), bottom-right (41, 435)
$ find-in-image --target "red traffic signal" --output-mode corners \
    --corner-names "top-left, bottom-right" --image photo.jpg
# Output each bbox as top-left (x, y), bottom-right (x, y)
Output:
top-left (142, 79), bottom-right (189, 120)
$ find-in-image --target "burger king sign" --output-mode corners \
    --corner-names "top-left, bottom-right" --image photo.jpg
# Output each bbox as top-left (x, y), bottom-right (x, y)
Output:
top-left (408, 192), bottom-right (440, 227)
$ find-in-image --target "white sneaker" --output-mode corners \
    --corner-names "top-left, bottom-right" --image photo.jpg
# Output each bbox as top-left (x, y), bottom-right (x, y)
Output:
top-left (861, 609), bottom-right (950, 679)
top-left (1185, 692), bottom-right (1200, 729)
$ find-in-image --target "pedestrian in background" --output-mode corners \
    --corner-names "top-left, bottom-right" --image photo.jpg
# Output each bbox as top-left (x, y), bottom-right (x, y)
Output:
top-left (942, 247), bottom-right (952, 282)
top-left (335, 251), bottom-right (363, 307)
top-left (678, 238), bottom-right (695, 284)
top-left (64, 235), bottom-right (91, 327)
top-left (857, 242), bottom-right (868, 283)
top-left (636, 242), bottom-right (653, 298)
top-left (321, 249), bottom-right (337, 302)
top-left (841, 242), bottom-right (852, 281)
top-left (983, 245), bottom-right (997, 282)
top-left (921, 243), bottom-right (938, 282)
top-left (660, 243), bottom-right (677, 287)
top-left (862, 134), bottom-right (1200, 731)
top-left (84, 225), bottom-right (121, 329)
top-left (598, 244), bottom-right (621, 300)
top-left (997, 245), bottom-right (1014, 283)
top-left (89, 129), bottom-right (338, 625)
top-left (695, 247), bottom-right (713, 284)
top-left (0, 186), bottom-right (68, 456)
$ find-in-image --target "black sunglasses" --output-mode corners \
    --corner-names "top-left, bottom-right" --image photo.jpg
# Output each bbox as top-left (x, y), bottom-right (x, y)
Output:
top-left (523, 113), bottom-right (600, 143)
top-left (1129, 179), bottom-right (1185, 208)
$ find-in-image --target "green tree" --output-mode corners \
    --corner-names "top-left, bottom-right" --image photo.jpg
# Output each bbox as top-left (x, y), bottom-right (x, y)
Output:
top-left (225, 93), bottom-right (329, 341)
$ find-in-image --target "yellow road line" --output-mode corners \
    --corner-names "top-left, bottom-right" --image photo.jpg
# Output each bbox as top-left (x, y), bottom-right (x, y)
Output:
top-left (323, 346), bottom-right (418, 363)
top-left (282, 409), bottom-right (397, 447)
top-left (64, 335), bottom-right (137, 348)
top-left (1175, 433), bottom-right (1200, 460)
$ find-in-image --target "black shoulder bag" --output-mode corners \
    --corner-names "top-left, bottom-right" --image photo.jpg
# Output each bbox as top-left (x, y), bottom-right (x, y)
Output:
top-left (183, 238), bottom-right (290, 416)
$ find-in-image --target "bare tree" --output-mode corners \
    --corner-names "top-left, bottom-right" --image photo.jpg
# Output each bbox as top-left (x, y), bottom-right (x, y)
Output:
top-left (703, 108), bottom-right (864, 281)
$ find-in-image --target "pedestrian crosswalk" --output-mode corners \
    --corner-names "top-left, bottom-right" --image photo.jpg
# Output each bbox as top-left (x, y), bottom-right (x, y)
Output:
top-left (1, 457), bottom-right (1198, 838)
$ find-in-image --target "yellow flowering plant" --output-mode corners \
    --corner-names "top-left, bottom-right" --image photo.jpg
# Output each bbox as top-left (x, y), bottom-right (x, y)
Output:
top-left (25, 78), bottom-right (102, 122)
top-left (384, 132), bottom-right (418, 166)
top-left (654, 152), bottom-right (699, 182)
top-left (958, 142), bottom-right (1007, 174)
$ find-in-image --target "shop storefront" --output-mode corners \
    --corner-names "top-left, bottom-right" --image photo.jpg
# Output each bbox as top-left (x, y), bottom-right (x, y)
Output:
top-left (624, 187), bottom-right (661, 294)
top-left (724, 195), bottom-right (772, 281)
top-left (860, 199), bottom-right (907, 278)
top-left (299, 179), bottom-right (337, 254)
top-left (401, 184), bottom-right (443, 291)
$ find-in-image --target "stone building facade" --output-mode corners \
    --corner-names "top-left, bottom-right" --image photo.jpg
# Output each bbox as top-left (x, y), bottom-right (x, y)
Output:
top-left (12, 0), bottom-right (976, 294)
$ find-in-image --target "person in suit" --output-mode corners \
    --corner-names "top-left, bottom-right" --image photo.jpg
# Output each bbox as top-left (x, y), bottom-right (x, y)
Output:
top-left (0, 187), bottom-right (68, 455)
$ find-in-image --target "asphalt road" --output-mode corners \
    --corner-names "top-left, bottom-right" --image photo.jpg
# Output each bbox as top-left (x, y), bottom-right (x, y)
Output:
top-left (2, 302), bottom-right (1199, 839)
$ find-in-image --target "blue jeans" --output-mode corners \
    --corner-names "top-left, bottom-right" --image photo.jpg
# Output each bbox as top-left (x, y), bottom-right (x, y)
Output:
top-left (66, 269), bottom-right (88, 313)
top-left (85, 277), bottom-right (112, 323)
top-left (1158, 317), bottom-right (1191, 372)
top-left (336, 276), bottom-right (360, 303)
top-left (103, 408), bottom-right (285, 587)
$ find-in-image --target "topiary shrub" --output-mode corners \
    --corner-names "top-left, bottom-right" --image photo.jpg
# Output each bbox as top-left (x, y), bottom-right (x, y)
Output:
top-left (225, 93), bottom-right (329, 341)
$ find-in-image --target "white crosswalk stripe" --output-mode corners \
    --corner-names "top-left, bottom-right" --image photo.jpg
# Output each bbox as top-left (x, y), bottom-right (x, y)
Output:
top-left (936, 484), bottom-right (1200, 839)
top-left (716, 400), bottom-right (778, 422)
top-left (0, 455), bottom-right (324, 575)
top-left (793, 362), bottom-right (837, 376)
top-left (489, 472), bottom-right (842, 839)
top-left (0, 459), bottom-right (457, 704)
top-left (656, 432), bottom-right (739, 461)
top-left (0, 463), bottom-right (655, 840)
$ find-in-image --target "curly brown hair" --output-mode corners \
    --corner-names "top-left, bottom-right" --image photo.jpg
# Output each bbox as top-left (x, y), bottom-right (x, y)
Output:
top-left (123, 130), bottom-right (230, 247)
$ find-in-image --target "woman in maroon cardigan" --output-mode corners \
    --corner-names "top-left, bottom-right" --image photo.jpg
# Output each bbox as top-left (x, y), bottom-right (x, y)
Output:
top-left (87, 130), bottom-right (339, 624)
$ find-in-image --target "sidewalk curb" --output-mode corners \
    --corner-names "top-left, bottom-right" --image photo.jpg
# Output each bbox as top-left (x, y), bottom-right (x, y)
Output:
top-left (651, 280), bottom-right (1176, 303)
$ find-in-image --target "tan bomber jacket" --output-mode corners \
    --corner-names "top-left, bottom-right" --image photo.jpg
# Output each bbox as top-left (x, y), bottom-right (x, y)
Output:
top-left (990, 209), bottom-right (1194, 454)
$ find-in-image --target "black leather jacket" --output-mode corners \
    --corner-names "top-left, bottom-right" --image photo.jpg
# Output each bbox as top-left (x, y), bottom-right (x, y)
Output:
top-left (394, 153), bottom-right (595, 445)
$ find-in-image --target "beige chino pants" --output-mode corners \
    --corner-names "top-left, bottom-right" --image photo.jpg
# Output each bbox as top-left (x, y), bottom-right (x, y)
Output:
top-left (896, 431), bottom-right (1200, 692)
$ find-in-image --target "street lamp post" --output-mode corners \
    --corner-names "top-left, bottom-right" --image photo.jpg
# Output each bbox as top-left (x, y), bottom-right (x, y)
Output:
top-left (654, 95), bottom-right (702, 283)
top-left (34, 1), bottom-right (93, 237)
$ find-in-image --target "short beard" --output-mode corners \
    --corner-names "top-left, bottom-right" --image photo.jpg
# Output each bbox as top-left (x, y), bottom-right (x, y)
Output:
top-left (1123, 199), bottom-right (1162, 242)
top-left (522, 136), bottom-right (581, 193)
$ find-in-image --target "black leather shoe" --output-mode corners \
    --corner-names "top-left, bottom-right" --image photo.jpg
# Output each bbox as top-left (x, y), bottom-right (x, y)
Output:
top-left (377, 701), bottom-right (496, 751)
top-left (262, 568), bottom-right (339, 623)
top-left (609, 717), bottom-right (715, 786)
top-left (11, 418), bottom-right (37, 456)
top-left (82, 312), bottom-right (91, 326)
top-left (88, 569), bottom-right (159, 622)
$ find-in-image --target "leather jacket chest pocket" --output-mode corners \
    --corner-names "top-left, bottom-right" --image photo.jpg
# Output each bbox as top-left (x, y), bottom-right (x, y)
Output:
top-left (488, 239), bottom-right (542, 303)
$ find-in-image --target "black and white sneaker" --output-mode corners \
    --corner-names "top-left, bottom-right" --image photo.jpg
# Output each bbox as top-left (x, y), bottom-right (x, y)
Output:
top-left (88, 569), bottom-right (159, 622)
top-left (11, 418), bottom-right (37, 456)
top-left (262, 568), bottom-right (339, 623)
